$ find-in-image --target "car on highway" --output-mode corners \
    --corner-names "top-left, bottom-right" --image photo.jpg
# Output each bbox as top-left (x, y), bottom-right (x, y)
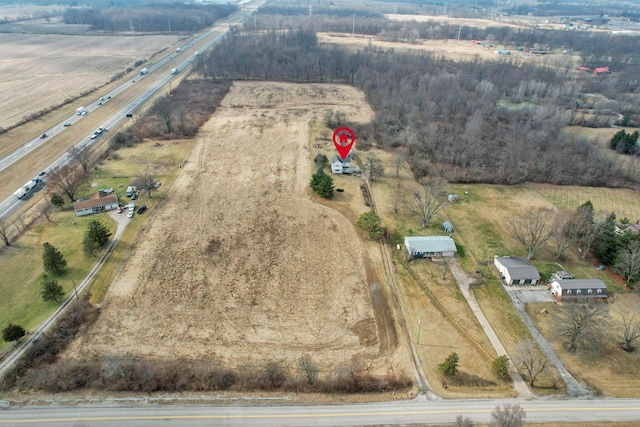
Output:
top-left (38, 171), bottom-right (46, 176)
top-left (127, 210), bottom-right (134, 218)
top-left (136, 205), bottom-right (147, 214)
top-left (63, 122), bottom-right (71, 127)
top-left (40, 133), bottom-right (47, 139)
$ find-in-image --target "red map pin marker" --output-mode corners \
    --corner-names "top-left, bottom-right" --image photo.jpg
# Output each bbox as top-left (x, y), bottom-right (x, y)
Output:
top-left (332, 127), bottom-right (356, 161)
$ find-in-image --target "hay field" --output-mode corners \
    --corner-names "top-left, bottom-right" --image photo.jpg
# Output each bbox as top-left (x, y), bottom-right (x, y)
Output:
top-left (0, 33), bottom-right (181, 130)
top-left (66, 82), bottom-right (408, 377)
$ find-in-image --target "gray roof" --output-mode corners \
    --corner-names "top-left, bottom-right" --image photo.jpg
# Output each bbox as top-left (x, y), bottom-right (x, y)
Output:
top-left (495, 256), bottom-right (541, 280)
top-left (405, 236), bottom-right (457, 253)
top-left (332, 154), bottom-right (351, 163)
top-left (553, 279), bottom-right (606, 290)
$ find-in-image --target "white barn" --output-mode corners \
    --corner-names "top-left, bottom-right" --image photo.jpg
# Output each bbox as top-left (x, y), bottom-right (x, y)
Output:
top-left (494, 256), bottom-right (541, 285)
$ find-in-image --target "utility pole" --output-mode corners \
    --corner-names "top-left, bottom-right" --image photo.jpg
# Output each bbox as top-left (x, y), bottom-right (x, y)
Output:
top-left (352, 14), bottom-right (355, 36)
top-left (72, 280), bottom-right (79, 302)
top-left (417, 318), bottom-right (422, 345)
top-left (457, 25), bottom-right (461, 42)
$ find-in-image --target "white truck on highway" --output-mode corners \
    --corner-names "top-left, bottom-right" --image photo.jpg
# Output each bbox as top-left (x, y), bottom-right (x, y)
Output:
top-left (140, 68), bottom-right (148, 75)
top-left (13, 177), bottom-right (42, 199)
top-left (76, 107), bottom-right (87, 115)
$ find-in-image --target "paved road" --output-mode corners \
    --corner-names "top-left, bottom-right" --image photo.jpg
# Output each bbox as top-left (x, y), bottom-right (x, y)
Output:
top-left (1, 398), bottom-right (640, 426)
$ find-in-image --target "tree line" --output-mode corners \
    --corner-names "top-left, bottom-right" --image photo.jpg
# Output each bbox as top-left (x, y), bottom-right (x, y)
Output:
top-left (196, 27), bottom-right (638, 187)
top-left (62, 4), bottom-right (236, 32)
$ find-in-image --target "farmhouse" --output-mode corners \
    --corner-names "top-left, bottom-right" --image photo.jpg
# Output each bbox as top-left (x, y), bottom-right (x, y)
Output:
top-left (550, 278), bottom-right (607, 302)
top-left (331, 154), bottom-right (352, 174)
top-left (73, 191), bottom-right (119, 217)
top-left (405, 236), bottom-right (457, 260)
top-left (494, 256), bottom-right (541, 286)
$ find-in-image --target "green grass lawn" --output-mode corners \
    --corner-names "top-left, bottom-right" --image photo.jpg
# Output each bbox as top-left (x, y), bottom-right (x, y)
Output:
top-left (0, 139), bottom-right (193, 351)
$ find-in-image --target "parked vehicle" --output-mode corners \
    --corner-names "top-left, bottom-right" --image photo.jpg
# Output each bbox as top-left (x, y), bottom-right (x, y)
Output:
top-left (126, 186), bottom-right (137, 197)
top-left (136, 205), bottom-right (147, 214)
top-left (127, 210), bottom-right (134, 218)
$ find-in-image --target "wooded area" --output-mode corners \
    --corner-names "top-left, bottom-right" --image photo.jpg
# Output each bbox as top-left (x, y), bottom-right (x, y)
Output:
top-left (62, 4), bottom-right (236, 32)
top-left (196, 25), bottom-right (640, 187)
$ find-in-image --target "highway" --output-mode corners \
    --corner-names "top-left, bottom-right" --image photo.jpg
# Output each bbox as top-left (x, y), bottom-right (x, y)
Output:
top-left (0, 5), bottom-right (256, 222)
top-left (1, 398), bottom-right (640, 426)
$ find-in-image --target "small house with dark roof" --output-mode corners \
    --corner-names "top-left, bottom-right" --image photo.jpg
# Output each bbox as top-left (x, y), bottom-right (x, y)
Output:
top-left (404, 236), bottom-right (457, 260)
top-left (494, 256), bottom-right (541, 285)
top-left (550, 278), bottom-right (607, 302)
top-left (73, 191), bottom-right (119, 217)
top-left (331, 154), bottom-right (352, 174)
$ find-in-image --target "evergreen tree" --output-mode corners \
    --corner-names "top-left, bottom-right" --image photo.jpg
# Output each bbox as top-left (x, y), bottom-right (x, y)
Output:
top-left (439, 352), bottom-right (459, 378)
top-left (87, 220), bottom-right (112, 248)
top-left (356, 211), bottom-right (384, 240)
top-left (41, 275), bottom-right (65, 303)
top-left (50, 193), bottom-right (65, 208)
top-left (593, 213), bottom-right (620, 265)
top-left (2, 323), bottom-right (26, 342)
top-left (310, 168), bottom-right (334, 198)
top-left (491, 355), bottom-right (511, 382)
top-left (42, 242), bottom-right (67, 275)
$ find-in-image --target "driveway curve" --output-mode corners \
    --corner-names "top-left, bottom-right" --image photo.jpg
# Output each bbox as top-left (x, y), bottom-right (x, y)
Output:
top-left (448, 259), bottom-right (534, 399)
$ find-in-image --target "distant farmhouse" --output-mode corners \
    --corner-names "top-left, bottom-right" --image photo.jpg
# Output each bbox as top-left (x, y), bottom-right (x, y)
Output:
top-left (331, 154), bottom-right (352, 174)
top-left (405, 236), bottom-right (457, 260)
top-left (73, 191), bottom-right (119, 217)
top-left (494, 256), bottom-right (541, 286)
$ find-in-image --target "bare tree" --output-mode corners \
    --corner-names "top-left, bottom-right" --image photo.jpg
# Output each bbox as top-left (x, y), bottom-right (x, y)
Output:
top-left (38, 197), bottom-right (53, 222)
top-left (491, 404), bottom-right (526, 427)
top-left (616, 306), bottom-right (640, 352)
top-left (68, 145), bottom-right (93, 172)
top-left (393, 148), bottom-right (408, 178)
top-left (15, 213), bottom-right (27, 233)
top-left (509, 207), bottom-right (556, 260)
top-left (151, 96), bottom-right (174, 133)
top-left (514, 339), bottom-right (549, 387)
top-left (298, 355), bottom-right (319, 385)
top-left (138, 167), bottom-right (157, 198)
top-left (455, 415), bottom-right (474, 427)
top-left (389, 180), bottom-right (404, 214)
top-left (0, 218), bottom-right (11, 246)
top-left (47, 165), bottom-right (89, 202)
top-left (364, 154), bottom-right (385, 183)
top-left (551, 210), bottom-right (573, 259)
top-left (614, 241), bottom-right (640, 285)
top-left (554, 303), bottom-right (610, 353)
top-left (407, 176), bottom-right (445, 228)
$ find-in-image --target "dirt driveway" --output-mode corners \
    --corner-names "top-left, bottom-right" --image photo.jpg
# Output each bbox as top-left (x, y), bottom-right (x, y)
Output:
top-left (66, 82), bottom-right (405, 376)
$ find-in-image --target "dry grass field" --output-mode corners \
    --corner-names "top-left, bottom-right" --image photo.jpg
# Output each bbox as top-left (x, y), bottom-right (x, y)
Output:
top-left (65, 82), bottom-right (409, 379)
top-left (527, 294), bottom-right (640, 397)
top-left (0, 32), bottom-right (181, 130)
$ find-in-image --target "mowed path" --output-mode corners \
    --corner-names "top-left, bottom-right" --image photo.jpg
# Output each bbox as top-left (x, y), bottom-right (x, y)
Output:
top-left (66, 82), bottom-right (396, 373)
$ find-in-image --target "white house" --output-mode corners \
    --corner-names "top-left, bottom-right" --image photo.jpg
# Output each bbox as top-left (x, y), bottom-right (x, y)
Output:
top-left (405, 236), bottom-right (457, 260)
top-left (331, 154), bottom-right (352, 174)
top-left (494, 256), bottom-right (541, 285)
top-left (73, 191), bottom-right (119, 217)
top-left (550, 278), bottom-right (607, 302)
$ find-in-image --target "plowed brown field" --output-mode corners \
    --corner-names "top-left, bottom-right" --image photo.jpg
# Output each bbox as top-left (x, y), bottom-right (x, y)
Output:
top-left (0, 33), bottom-right (180, 129)
top-left (67, 82), bottom-right (406, 375)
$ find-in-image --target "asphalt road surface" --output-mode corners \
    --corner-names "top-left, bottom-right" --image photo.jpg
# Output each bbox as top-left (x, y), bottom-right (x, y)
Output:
top-left (1, 398), bottom-right (640, 426)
